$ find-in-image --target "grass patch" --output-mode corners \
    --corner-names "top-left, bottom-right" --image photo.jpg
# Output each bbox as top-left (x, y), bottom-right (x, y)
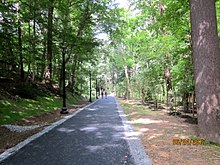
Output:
top-left (0, 93), bottom-right (82, 125)
top-left (204, 141), bottom-right (220, 148)
top-left (82, 93), bottom-right (96, 102)
top-left (120, 102), bottom-right (160, 116)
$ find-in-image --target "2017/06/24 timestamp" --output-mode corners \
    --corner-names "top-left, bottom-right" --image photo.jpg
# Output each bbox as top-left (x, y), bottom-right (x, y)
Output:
top-left (173, 138), bottom-right (205, 145)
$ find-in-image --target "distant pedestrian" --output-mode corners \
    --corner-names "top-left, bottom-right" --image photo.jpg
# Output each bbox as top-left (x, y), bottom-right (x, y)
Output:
top-left (101, 91), bottom-right (104, 99)
top-left (105, 91), bottom-right (107, 99)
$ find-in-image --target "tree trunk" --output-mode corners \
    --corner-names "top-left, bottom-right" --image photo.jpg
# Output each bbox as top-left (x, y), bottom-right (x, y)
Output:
top-left (16, 1), bottom-right (24, 81)
top-left (192, 91), bottom-right (196, 118)
top-left (69, 57), bottom-right (78, 92)
top-left (124, 65), bottom-right (131, 99)
top-left (65, 1), bottom-right (90, 92)
top-left (59, 62), bottom-right (63, 94)
top-left (47, 0), bottom-right (54, 80)
top-left (141, 87), bottom-right (145, 104)
top-left (164, 54), bottom-right (172, 109)
top-left (17, 7), bottom-right (24, 81)
top-left (41, 39), bottom-right (47, 79)
top-left (190, 0), bottom-right (220, 143)
top-left (182, 92), bottom-right (189, 112)
top-left (32, 1), bottom-right (36, 81)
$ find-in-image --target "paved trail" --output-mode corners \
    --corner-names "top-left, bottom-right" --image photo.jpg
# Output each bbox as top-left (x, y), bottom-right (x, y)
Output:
top-left (0, 96), bottom-right (151, 165)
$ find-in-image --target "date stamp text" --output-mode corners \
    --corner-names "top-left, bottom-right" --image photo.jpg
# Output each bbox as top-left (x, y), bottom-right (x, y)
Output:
top-left (173, 138), bottom-right (205, 145)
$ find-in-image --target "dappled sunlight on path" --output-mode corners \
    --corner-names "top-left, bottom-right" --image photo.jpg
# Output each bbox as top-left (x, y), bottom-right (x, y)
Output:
top-left (0, 96), bottom-right (151, 165)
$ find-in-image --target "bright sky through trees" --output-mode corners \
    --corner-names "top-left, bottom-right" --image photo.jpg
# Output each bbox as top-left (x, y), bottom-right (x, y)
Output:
top-left (97, 0), bottom-right (129, 40)
top-left (115, 0), bottom-right (129, 8)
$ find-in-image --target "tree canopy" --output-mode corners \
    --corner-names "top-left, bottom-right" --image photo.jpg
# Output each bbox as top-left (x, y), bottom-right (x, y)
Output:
top-left (1, 0), bottom-right (220, 143)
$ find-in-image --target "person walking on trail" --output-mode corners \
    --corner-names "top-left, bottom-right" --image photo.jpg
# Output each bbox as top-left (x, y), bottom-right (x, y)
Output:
top-left (105, 91), bottom-right (107, 99)
top-left (101, 91), bottom-right (104, 99)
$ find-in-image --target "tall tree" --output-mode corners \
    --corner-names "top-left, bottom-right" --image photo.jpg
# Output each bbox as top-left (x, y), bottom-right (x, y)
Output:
top-left (190, 0), bottom-right (220, 143)
top-left (47, 0), bottom-right (54, 80)
top-left (17, 1), bottom-right (24, 81)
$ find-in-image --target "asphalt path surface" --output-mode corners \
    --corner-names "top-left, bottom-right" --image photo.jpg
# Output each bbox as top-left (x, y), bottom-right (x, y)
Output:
top-left (0, 96), bottom-right (151, 165)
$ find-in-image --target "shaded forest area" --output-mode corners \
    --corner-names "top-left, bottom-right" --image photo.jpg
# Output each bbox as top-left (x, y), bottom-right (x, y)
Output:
top-left (0, 0), bottom-right (117, 99)
top-left (0, 0), bottom-right (119, 128)
top-left (1, 0), bottom-right (220, 144)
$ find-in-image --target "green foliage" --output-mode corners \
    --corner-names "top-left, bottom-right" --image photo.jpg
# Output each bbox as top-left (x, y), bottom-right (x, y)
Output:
top-left (0, 96), bottom-right (61, 124)
top-left (217, 0), bottom-right (220, 35)
top-left (0, 0), bottom-right (120, 98)
top-left (1, 0), bottom-right (219, 111)
top-left (98, 0), bottom-right (195, 103)
top-left (120, 101), bottom-right (160, 117)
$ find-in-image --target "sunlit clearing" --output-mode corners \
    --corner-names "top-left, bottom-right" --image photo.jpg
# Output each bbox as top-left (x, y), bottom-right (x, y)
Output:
top-left (87, 108), bottom-right (98, 111)
top-left (172, 123), bottom-right (188, 127)
top-left (119, 114), bottom-right (128, 117)
top-left (80, 127), bottom-right (98, 132)
top-left (86, 144), bottom-right (120, 153)
top-left (139, 128), bottom-right (149, 133)
top-left (44, 97), bottom-right (54, 101)
top-left (1, 100), bottom-right (11, 106)
top-left (148, 133), bottom-right (163, 140)
top-left (57, 127), bottom-right (75, 133)
top-left (124, 131), bottom-right (141, 137)
top-left (115, 0), bottom-right (129, 9)
top-left (130, 118), bottom-right (169, 125)
top-left (173, 134), bottom-right (190, 139)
